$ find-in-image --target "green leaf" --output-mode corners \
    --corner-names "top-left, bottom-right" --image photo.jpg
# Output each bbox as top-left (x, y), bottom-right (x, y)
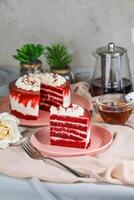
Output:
top-left (44, 43), bottom-right (72, 69)
top-left (13, 43), bottom-right (45, 63)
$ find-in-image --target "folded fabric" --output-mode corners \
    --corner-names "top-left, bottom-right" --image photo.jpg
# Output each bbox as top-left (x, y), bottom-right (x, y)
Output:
top-left (71, 81), bottom-right (91, 101)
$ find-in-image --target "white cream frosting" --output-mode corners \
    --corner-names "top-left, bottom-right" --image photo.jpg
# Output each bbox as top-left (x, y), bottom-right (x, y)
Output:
top-left (15, 72), bottom-right (67, 91)
top-left (0, 112), bottom-right (21, 148)
top-left (41, 73), bottom-right (66, 86)
top-left (50, 104), bottom-right (84, 117)
top-left (15, 74), bottom-right (41, 91)
top-left (10, 96), bottom-right (39, 117)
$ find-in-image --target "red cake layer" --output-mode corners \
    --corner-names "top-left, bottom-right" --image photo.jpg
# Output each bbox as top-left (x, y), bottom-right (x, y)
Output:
top-left (40, 89), bottom-right (63, 99)
top-left (50, 121), bottom-right (88, 132)
top-left (40, 94), bottom-right (63, 105)
top-left (41, 81), bottom-right (70, 95)
top-left (41, 84), bottom-right (63, 93)
top-left (51, 137), bottom-right (91, 149)
top-left (40, 96), bottom-right (63, 104)
top-left (11, 109), bottom-right (38, 120)
top-left (40, 101), bottom-right (61, 112)
top-left (50, 130), bottom-right (85, 141)
top-left (50, 126), bottom-right (87, 139)
top-left (40, 98), bottom-right (62, 107)
top-left (50, 114), bottom-right (88, 124)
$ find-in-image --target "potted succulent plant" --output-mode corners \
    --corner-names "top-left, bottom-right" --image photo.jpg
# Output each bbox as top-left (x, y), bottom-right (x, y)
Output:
top-left (44, 43), bottom-right (74, 83)
top-left (13, 43), bottom-right (45, 75)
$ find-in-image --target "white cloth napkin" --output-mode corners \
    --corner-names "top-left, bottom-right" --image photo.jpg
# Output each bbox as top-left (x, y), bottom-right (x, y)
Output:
top-left (71, 81), bottom-right (91, 101)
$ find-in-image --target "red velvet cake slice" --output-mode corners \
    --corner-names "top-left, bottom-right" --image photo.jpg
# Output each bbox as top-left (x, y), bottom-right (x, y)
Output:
top-left (9, 74), bottom-right (40, 120)
top-left (40, 73), bottom-right (70, 111)
top-left (50, 104), bottom-right (91, 149)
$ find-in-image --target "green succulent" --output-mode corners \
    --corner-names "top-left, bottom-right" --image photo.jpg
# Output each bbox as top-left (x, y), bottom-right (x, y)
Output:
top-left (13, 43), bottom-right (45, 64)
top-left (44, 43), bottom-right (72, 70)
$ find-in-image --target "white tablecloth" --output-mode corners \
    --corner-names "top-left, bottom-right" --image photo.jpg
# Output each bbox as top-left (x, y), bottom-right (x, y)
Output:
top-left (0, 173), bottom-right (134, 200)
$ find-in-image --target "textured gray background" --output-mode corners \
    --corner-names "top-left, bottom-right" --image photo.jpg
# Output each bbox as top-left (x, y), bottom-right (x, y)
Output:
top-left (0, 0), bottom-right (134, 78)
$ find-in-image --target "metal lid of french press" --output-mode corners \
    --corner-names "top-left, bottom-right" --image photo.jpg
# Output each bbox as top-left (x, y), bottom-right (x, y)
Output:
top-left (96, 42), bottom-right (127, 57)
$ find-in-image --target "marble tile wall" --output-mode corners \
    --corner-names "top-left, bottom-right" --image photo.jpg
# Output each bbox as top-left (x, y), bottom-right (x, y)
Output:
top-left (0, 0), bottom-right (134, 80)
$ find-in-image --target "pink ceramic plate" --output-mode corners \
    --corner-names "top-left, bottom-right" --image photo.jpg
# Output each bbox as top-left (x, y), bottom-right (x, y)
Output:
top-left (0, 94), bottom-right (92, 127)
top-left (31, 125), bottom-right (113, 157)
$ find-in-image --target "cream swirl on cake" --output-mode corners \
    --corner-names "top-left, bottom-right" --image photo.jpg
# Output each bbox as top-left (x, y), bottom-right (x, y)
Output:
top-left (0, 113), bottom-right (21, 148)
top-left (41, 73), bottom-right (66, 86)
top-left (50, 104), bottom-right (84, 117)
top-left (15, 74), bottom-right (40, 91)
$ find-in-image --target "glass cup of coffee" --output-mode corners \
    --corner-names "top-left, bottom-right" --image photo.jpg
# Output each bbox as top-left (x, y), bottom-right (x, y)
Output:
top-left (97, 93), bottom-right (134, 125)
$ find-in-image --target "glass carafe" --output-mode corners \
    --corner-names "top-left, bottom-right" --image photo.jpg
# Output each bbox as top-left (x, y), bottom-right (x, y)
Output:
top-left (90, 43), bottom-right (133, 96)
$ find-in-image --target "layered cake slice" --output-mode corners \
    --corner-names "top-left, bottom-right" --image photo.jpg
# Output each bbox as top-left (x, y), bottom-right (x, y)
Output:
top-left (50, 104), bottom-right (91, 149)
top-left (40, 73), bottom-right (70, 111)
top-left (9, 74), bottom-right (41, 119)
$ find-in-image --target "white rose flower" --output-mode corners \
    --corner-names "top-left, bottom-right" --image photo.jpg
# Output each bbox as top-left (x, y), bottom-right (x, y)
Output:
top-left (0, 112), bottom-right (21, 148)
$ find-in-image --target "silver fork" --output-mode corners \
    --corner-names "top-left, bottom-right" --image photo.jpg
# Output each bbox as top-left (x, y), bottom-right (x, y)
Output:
top-left (21, 138), bottom-right (90, 178)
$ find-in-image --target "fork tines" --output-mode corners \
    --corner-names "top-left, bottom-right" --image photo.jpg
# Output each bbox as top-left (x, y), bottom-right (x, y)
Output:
top-left (21, 138), bottom-right (42, 159)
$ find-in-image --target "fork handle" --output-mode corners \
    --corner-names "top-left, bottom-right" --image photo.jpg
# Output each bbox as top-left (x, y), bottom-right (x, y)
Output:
top-left (43, 157), bottom-right (89, 178)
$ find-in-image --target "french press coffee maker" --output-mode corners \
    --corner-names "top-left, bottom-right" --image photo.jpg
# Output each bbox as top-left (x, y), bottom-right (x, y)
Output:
top-left (90, 42), bottom-right (133, 96)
